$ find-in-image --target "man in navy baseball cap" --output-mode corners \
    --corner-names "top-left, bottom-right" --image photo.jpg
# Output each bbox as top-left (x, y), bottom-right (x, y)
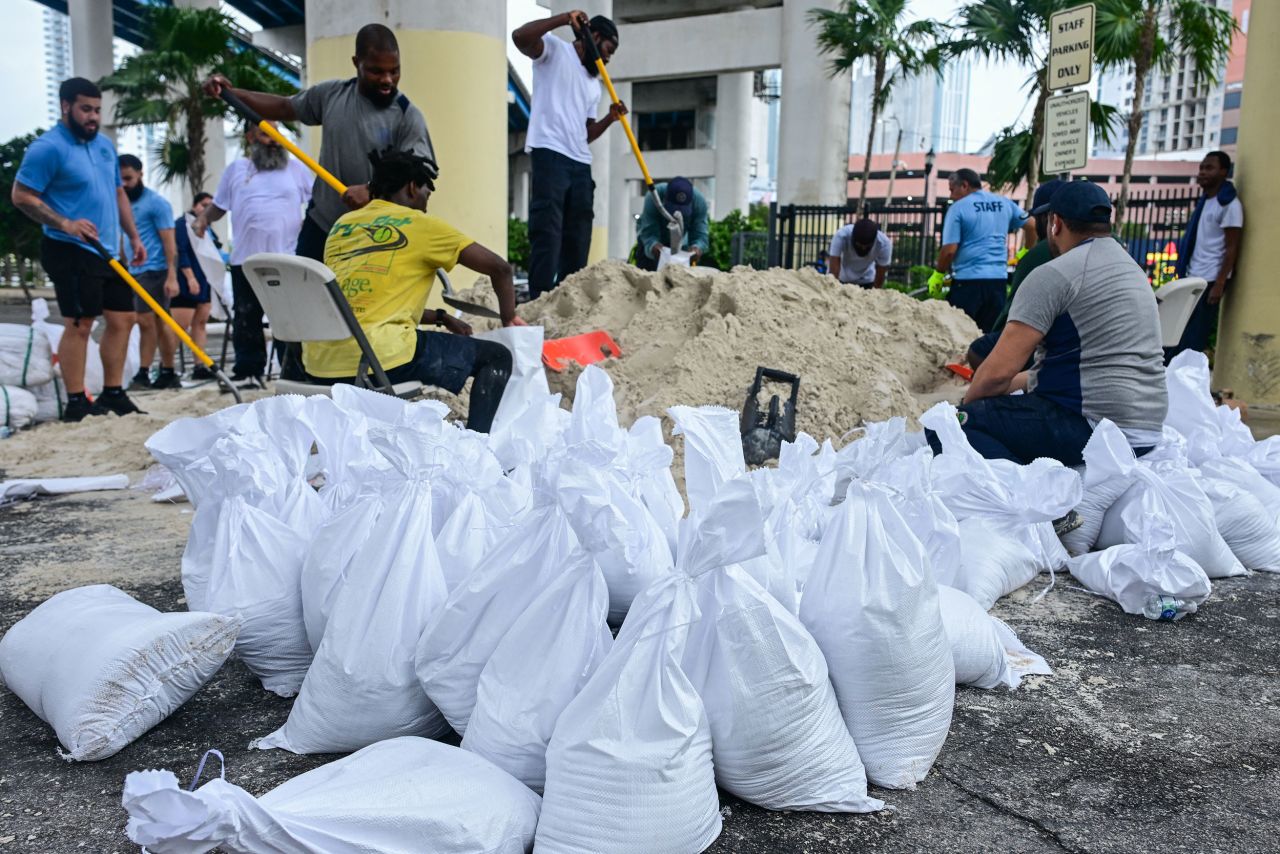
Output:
top-left (633, 176), bottom-right (709, 270)
top-left (928, 179), bottom-right (1167, 474)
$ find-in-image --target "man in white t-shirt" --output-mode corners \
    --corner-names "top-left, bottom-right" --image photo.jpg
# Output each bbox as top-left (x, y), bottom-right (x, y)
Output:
top-left (194, 122), bottom-right (313, 387)
top-left (827, 219), bottom-right (893, 288)
top-left (513, 10), bottom-right (626, 298)
top-left (1170, 150), bottom-right (1243, 357)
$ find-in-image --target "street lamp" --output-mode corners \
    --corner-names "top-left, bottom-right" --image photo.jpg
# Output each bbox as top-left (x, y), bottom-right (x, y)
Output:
top-left (920, 148), bottom-right (937, 267)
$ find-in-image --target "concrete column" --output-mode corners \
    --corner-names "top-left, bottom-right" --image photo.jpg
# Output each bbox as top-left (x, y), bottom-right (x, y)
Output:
top-left (714, 71), bottom-right (753, 218)
top-left (253, 25), bottom-right (306, 59)
top-left (1214, 0), bottom-right (1280, 403)
top-left (777, 0), bottom-right (851, 205)
top-left (548, 1), bottom-right (614, 261)
top-left (608, 79), bottom-right (636, 260)
top-left (304, 0), bottom-right (508, 290)
top-left (68, 0), bottom-right (115, 141)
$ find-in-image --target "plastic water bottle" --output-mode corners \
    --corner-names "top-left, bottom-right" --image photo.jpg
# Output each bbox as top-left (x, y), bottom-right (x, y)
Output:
top-left (1142, 595), bottom-right (1183, 621)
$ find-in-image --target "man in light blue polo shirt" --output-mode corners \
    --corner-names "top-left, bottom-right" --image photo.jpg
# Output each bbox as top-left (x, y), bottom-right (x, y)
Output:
top-left (935, 168), bottom-right (1037, 333)
top-left (119, 154), bottom-right (181, 391)
top-left (11, 77), bottom-right (146, 421)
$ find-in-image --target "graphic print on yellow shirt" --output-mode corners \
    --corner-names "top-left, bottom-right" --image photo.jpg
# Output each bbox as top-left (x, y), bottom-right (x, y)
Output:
top-left (304, 198), bottom-right (473, 378)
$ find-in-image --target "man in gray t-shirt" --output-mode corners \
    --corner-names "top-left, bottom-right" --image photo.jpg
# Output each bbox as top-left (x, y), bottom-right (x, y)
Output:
top-left (926, 181), bottom-right (1167, 467)
top-left (203, 23), bottom-right (435, 261)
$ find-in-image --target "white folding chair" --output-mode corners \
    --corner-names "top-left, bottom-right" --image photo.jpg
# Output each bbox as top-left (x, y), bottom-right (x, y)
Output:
top-left (239, 253), bottom-right (423, 398)
top-left (1154, 276), bottom-right (1208, 348)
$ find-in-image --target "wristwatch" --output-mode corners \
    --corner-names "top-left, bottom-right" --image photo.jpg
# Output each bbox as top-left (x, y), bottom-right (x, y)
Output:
top-left (435, 308), bottom-right (446, 325)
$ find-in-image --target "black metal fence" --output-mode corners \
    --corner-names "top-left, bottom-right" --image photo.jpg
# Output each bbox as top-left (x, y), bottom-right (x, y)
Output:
top-left (766, 186), bottom-right (1202, 285)
top-left (768, 202), bottom-right (949, 285)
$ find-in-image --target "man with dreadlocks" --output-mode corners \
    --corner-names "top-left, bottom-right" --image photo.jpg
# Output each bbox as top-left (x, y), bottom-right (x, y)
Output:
top-left (302, 148), bottom-right (523, 433)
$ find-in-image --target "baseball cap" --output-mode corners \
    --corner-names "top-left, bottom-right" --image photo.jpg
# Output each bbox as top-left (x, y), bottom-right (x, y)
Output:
top-left (851, 219), bottom-right (879, 246)
top-left (1031, 180), bottom-right (1113, 223)
top-left (1030, 178), bottom-right (1066, 213)
top-left (664, 177), bottom-right (695, 224)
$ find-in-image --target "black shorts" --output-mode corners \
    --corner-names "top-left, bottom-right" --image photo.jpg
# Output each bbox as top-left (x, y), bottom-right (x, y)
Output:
top-left (41, 237), bottom-right (133, 320)
top-left (170, 276), bottom-right (211, 309)
top-left (132, 269), bottom-right (171, 315)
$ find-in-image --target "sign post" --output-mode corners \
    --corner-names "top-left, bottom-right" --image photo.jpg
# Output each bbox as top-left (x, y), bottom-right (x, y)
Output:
top-left (1044, 3), bottom-right (1096, 180)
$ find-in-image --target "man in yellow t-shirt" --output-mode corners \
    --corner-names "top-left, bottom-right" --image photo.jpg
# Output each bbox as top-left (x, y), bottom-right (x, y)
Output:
top-left (301, 148), bottom-right (523, 432)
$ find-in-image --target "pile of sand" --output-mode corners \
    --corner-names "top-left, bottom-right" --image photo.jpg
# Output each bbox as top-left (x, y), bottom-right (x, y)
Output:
top-left (467, 261), bottom-right (978, 441)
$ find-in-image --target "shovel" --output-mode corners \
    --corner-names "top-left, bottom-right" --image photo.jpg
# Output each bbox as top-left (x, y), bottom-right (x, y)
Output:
top-left (87, 237), bottom-right (241, 403)
top-left (575, 15), bottom-right (684, 251)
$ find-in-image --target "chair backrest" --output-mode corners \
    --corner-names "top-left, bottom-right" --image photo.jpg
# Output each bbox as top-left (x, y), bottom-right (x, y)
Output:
top-left (240, 253), bottom-right (353, 343)
top-left (1154, 276), bottom-right (1208, 348)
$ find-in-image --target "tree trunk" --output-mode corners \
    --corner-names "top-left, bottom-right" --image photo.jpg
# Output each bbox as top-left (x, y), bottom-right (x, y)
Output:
top-left (1024, 69), bottom-right (1049, 209)
top-left (859, 56), bottom-right (887, 217)
top-left (1116, 10), bottom-right (1159, 227)
top-left (186, 100), bottom-right (206, 205)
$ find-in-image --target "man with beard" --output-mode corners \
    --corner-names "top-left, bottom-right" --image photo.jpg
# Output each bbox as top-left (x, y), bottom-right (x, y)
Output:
top-left (196, 122), bottom-right (313, 389)
top-left (925, 181), bottom-right (1166, 468)
top-left (202, 23), bottom-right (434, 263)
top-left (119, 154), bottom-right (181, 392)
top-left (513, 10), bottom-right (626, 298)
top-left (11, 77), bottom-right (146, 421)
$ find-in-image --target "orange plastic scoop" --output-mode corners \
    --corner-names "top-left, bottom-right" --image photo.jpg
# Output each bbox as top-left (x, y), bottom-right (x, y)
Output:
top-left (945, 363), bottom-right (974, 382)
top-left (542, 331), bottom-right (623, 372)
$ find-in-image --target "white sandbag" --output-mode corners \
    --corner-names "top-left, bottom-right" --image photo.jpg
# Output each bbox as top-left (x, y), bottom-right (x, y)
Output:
top-left (476, 324), bottom-right (551, 445)
top-left (1070, 500), bottom-right (1212, 619)
top-left (196, 434), bottom-right (313, 696)
top-left (0, 323), bottom-right (54, 387)
top-left (535, 576), bottom-right (721, 854)
top-left (29, 375), bottom-right (65, 423)
top-left (624, 414), bottom-right (685, 554)
top-left (0, 585), bottom-right (238, 761)
top-left (691, 564), bottom-right (882, 812)
top-left (297, 394), bottom-right (389, 511)
top-left (1200, 456), bottom-right (1280, 513)
top-left (937, 585), bottom-right (1050, 689)
top-left (878, 448), bottom-right (965, 587)
top-left (1164, 350), bottom-right (1228, 465)
top-left (299, 489), bottom-right (382, 653)
top-left (1097, 463), bottom-right (1245, 578)
top-left (0, 474), bottom-right (129, 503)
top-left (921, 402), bottom-right (1079, 574)
top-left (938, 517), bottom-right (1040, 611)
top-left (123, 737), bottom-right (541, 854)
top-left (800, 481), bottom-right (954, 789)
top-left (257, 423), bottom-right (453, 753)
top-left (669, 404), bottom-right (798, 612)
top-left (1200, 476), bottom-right (1280, 572)
top-left (416, 501), bottom-right (582, 735)
top-left (832, 416), bottom-right (917, 495)
top-left (1061, 420), bottom-right (1140, 556)
top-left (0, 384), bottom-right (38, 430)
top-left (463, 556), bottom-right (613, 790)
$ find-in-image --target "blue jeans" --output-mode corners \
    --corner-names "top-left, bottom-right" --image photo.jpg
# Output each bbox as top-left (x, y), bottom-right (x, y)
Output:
top-left (528, 147), bottom-right (594, 299)
top-left (925, 393), bottom-right (1094, 466)
top-left (948, 278), bottom-right (1007, 334)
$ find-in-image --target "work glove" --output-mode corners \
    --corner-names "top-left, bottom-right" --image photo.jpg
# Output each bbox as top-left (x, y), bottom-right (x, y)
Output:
top-left (1015, 247), bottom-right (1029, 262)
top-left (927, 270), bottom-right (947, 298)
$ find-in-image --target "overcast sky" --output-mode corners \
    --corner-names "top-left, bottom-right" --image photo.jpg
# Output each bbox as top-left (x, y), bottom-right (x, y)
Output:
top-left (1, 0), bottom-right (1035, 152)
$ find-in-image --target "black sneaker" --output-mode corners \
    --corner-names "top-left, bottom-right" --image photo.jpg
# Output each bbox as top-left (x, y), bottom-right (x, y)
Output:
top-left (1053, 509), bottom-right (1084, 537)
top-left (236, 376), bottom-right (267, 391)
top-left (95, 390), bottom-right (145, 416)
top-left (152, 370), bottom-right (183, 390)
top-left (190, 366), bottom-right (216, 381)
top-left (61, 395), bottom-right (103, 423)
top-left (130, 369), bottom-right (154, 390)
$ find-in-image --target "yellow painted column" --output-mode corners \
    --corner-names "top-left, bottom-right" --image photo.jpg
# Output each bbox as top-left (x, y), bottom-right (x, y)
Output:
top-left (1214, 0), bottom-right (1280, 401)
top-left (304, 1), bottom-right (507, 291)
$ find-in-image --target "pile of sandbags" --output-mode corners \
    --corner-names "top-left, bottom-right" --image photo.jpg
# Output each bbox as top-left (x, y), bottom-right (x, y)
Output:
top-left (4, 359), bottom-right (1081, 853)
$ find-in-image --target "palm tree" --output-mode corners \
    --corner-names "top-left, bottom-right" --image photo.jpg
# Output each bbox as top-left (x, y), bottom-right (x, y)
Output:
top-left (100, 6), bottom-right (295, 199)
top-left (810, 0), bottom-right (947, 215)
top-left (1094, 0), bottom-right (1237, 224)
top-left (954, 0), bottom-right (1122, 205)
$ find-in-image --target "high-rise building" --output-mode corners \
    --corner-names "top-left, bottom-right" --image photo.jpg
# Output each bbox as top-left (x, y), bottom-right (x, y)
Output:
top-left (849, 61), bottom-right (972, 155)
top-left (1093, 0), bottom-right (1235, 158)
top-left (42, 7), bottom-right (73, 127)
top-left (1218, 0), bottom-right (1250, 154)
